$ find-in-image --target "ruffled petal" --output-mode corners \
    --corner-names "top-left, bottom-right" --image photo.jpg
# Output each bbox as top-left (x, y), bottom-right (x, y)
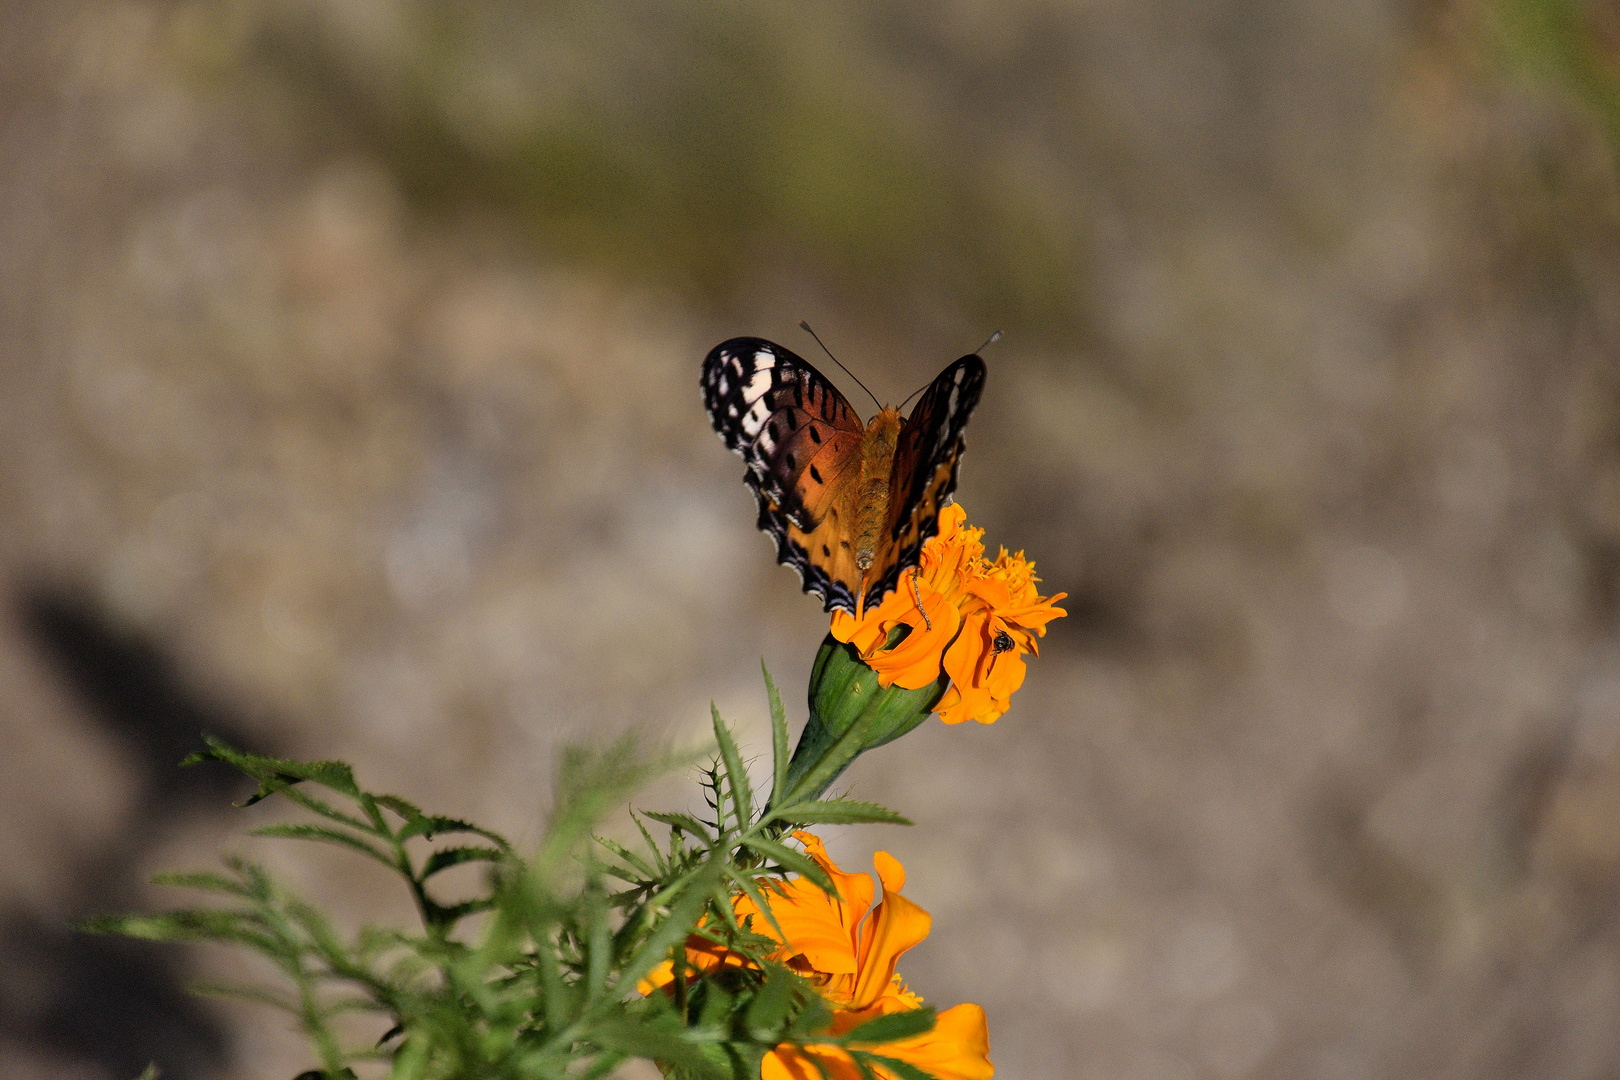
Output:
top-left (849, 855), bottom-right (933, 1009)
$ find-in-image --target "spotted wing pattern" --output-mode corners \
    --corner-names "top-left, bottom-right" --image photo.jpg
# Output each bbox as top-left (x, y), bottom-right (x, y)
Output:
top-left (866, 355), bottom-right (987, 608)
top-left (702, 338), bottom-right (866, 610)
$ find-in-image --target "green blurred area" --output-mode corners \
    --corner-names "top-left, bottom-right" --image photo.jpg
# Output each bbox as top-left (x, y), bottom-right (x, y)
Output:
top-left (1494, 0), bottom-right (1620, 149)
top-left (179, 0), bottom-right (1085, 341)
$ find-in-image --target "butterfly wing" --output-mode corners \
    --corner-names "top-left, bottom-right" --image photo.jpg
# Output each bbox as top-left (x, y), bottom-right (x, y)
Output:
top-left (863, 353), bottom-right (987, 610)
top-left (702, 338), bottom-right (868, 610)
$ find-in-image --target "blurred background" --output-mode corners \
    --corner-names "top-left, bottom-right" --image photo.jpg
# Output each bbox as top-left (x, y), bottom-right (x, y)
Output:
top-left (3, 0), bottom-right (1620, 1077)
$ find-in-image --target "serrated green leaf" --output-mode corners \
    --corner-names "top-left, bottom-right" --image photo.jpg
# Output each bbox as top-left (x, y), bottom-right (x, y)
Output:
top-left (263, 785), bottom-right (374, 832)
top-left (607, 884), bottom-right (651, 908)
top-left (742, 837), bottom-right (835, 895)
top-left (842, 1007), bottom-right (936, 1046)
top-left (630, 811), bottom-right (668, 875)
top-left (780, 984), bottom-right (836, 1043)
top-left (544, 738), bottom-right (682, 861)
top-left (371, 794), bottom-right (423, 821)
top-left (764, 662), bottom-right (790, 808)
top-left (397, 815), bottom-right (512, 850)
top-left (596, 836), bottom-right (656, 881)
top-left (708, 881), bottom-right (742, 933)
top-left (746, 962), bottom-right (799, 1036)
top-left (725, 866), bottom-right (787, 944)
top-left (691, 978), bottom-right (736, 1028)
top-left (766, 799), bottom-right (912, 827)
top-left (426, 897), bottom-right (497, 926)
top-left (250, 824), bottom-right (396, 871)
top-left (83, 911), bottom-right (280, 953)
top-left (420, 845), bottom-right (506, 879)
top-left (190, 736), bottom-right (362, 800)
top-left (146, 871), bottom-right (254, 897)
top-left (283, 895), bottom-right (347, 964)
top-left (712, 705), bottom-right (754, 831)
top-left (186, 982), bottom-right (299, 1013)
top-left (643, 811), bottom-right (715, 842)
top-left (584, 876), bottom-right (611, 1002)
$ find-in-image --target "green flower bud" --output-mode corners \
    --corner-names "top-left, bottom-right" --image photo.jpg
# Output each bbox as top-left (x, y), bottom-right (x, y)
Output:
top-left (779, 630), bottom-right (950, 804)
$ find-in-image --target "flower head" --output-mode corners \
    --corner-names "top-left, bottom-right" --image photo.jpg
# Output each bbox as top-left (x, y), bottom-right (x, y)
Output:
top-left (830, 504), bottom-right (1066, 724)
top-left (643, 833), bottom-right (992, 1080)
top-left (752, 835), bottom-right (992, 1080)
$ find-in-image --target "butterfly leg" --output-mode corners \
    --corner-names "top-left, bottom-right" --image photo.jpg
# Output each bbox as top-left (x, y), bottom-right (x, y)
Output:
top-left (908, 570), bottom-right (932, 632)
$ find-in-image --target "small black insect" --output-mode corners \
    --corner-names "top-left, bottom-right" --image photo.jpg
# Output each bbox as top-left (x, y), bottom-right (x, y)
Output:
top-left (992, 630), bottom-right (1014, 653)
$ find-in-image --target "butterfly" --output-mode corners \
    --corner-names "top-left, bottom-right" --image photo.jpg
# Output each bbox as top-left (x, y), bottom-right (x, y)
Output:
top-left (701, 337), bottom-right (987, 616)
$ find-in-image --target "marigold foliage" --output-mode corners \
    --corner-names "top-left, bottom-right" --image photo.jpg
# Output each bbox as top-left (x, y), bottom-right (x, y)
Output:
top-left (84, 667), bottom-right (976, 1080)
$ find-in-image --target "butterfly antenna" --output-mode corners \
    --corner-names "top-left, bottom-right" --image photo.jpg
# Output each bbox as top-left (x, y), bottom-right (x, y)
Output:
top-left (896, 380), bottom-right (931, 412)
top-left (897, 330), bottom-right (1002, 412)
top-left (800, 321), bottom-right (882, 411)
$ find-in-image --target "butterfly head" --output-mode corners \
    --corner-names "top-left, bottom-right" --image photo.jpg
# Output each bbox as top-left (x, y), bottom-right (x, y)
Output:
top-left (865, 406), bottom-right (904, 442)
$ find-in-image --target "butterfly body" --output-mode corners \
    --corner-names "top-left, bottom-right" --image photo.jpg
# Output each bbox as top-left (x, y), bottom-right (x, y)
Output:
top-left (852, 407), bottom-right (902, 575)
top-left (702, 338), bottom-right (986, 614)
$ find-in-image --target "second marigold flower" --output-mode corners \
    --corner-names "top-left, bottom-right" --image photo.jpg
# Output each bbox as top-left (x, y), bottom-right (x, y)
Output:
top-left (643, 833), bottom-right (993, 1080)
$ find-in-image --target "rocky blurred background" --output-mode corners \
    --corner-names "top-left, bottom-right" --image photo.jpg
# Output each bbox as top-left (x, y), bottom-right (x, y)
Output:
top-left (3, 0), bottom-right (1620, 1077)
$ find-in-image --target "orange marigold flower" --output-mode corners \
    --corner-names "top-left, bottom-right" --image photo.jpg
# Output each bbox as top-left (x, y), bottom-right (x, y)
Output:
top-left (642, 833), bottom-right (993, 1080)
top-left (830, 503), bottom-right (1066, 724)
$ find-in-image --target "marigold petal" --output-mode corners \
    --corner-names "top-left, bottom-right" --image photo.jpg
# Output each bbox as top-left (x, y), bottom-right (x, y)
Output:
top-left (935, 645), bottom-right (1025, 725)
top-left (830, 603), bottom-right (891, 651)
top-left (860, 1002), bottom-right (994, 1080)
top-left (737, 833), bottom-right (875, 975)
top-left (873, 850), bottom-right (905, 893)
top-left (850, 875), bottom-right (932, 1008)
top-left (934, 503), bottom-right (967, 542)
top-left (635, 958), bottom-right (675, 996)
top-left (763, 1045), bottom-right (864, 1080)
top-left (796, 832), bottom-right (877, 925)
top-left (863, 599), bottom-right (960, 690)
